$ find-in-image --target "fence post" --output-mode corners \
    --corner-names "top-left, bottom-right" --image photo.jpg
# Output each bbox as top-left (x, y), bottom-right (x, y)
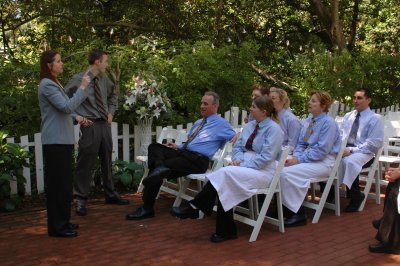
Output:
top-left (230, 106), bottom-right (239, 128)
top-left (122, 123), bottom-right (130, 162)
top-left (34, 133), bottom-right (44, 194)
top-left (20, 135), bottom-right (31, 195)
top-left (111, 122), bottom-right (118, 161)
top-left (134, 125), bottom-right (140, 160)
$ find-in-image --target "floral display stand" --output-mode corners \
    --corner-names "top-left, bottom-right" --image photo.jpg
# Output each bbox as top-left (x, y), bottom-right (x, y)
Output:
top-left (138, 117), bottom-right (153, 156)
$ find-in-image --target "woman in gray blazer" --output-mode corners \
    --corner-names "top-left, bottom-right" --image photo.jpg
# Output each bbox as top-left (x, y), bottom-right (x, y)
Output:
top-left (38, 50), bottom-right (90, 237)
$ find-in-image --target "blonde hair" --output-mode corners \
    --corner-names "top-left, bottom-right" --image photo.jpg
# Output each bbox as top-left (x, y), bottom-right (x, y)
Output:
top-left (310, 91), bottom-right (333, 112)
top-left (269, 87), bottom-right (290, 109)
top-left (253, 95), bottom-right (280, 123)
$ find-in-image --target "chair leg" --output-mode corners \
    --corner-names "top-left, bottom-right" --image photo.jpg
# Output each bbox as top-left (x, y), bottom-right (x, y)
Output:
top-left (276, 191), bottom-right (285, 233)
top-left (249, 191), bottom-right (275, 242)
top-left (172, 178), bottom-right (190, 207)
top-left (136, 168), bottom-right (149, 193)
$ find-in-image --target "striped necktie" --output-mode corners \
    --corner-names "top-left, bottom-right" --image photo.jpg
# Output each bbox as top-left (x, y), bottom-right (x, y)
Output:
top-left (303, 118), bottom-right (315, 142)
top-left (93, 77), bottom-right (108, 120)
top-left (347, 112), bottom-right (360, 146)
top-left (183, 117), bottom-right (207, 149)
top-left (245, 123), bottom-right (259, 150)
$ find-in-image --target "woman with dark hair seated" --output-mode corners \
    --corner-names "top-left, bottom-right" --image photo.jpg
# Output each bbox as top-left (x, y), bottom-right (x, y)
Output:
top-left (369, 167), bottom-right (400, 254)
top-left (171, 95), bottom-right (284, 242)
top-left (280, 91), bottom-right (341, 227)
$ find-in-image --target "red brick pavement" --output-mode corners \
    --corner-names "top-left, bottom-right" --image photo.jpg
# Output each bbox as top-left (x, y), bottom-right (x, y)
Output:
top-left (1, 193), bottom-right (399, 266)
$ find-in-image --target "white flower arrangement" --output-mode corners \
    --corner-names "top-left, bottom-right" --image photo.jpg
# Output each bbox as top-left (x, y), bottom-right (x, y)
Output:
top-left (124, 73), bottom-right (171, 121)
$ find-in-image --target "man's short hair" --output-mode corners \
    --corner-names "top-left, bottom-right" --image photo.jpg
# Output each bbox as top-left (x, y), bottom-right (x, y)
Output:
top-left (356, 88), bottom-right (372, 99)
top-left (88, 49), bottom-right (108, 65)
top-left (204, 91), bottom-right (220, 106)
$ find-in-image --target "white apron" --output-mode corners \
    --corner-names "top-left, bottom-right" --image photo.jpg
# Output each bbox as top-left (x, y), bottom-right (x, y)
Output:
top-left (205, 151), bottom-right (276, 212)
top-left (338, 152), bottom-right (373, 188)
top-left (280, 155), bottom-right (335, 213)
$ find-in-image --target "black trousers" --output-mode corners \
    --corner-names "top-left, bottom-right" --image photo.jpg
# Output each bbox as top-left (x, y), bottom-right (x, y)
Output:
top-left (43, 144), bottom-right (74, 235)
top-left (142, 143), bottom-right (209, 209)
top-left (348, 157), bottom-right (375, 200)
top-left (74, 121), bottom-right (118, 200)
top-left (191, 182), bottom-right (237, 236)
top-left (376, 179), bottom-right (400, 250)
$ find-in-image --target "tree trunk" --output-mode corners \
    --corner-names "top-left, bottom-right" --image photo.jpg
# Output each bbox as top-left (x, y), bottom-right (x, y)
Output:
top-left (348, 0), bottom-right (361, 52)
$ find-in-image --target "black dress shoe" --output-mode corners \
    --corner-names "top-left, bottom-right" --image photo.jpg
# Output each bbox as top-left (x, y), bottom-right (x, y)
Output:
top-left (49, 229), bottom-right (78, 238)
top-left (210, 233), bottom-right (238, 243)
top-left (67, 223), bottom-right (79, 230)
top-left (284, 214), bottom-right (307, 227)
top-left (76, 205), bottom-right (87, 216)
top-left (369, 243), bottom-right (400, 254)
top-left (142, 166), bottom-right (171, 186)
top-left (126, 206), bottom-right (155, 220)
top-left (372, 219), bottom-right (381, 230)
top-left (105, 197), bottom-right (130, 205)
top-left (345, 193), bottom-right (365, 213)
top-left (170, 204), bottom-right (199, 219)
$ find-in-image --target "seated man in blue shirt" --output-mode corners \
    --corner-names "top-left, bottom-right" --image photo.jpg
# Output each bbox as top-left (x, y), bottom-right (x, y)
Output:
top-left (338, 88), bottom-right (384, 212)
top-left (126, 91), bottom-right (236, 220)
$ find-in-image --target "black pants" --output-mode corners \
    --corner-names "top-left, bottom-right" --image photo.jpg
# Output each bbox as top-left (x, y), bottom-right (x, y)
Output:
top-left (191, 182), bottom-right (237, 236)
top-left (142, 143), bottom-right (209, 209)
top-left (43, 144), bottom-right (73, 235)
top-left (376, 179), bottom-right (400, 250)
top-left (348, 157), bottom-right (375, 200)
top-left (74, 121), bottom-right (118, 200)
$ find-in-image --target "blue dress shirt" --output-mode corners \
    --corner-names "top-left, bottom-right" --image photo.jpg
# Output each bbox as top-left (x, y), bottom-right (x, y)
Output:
top-left (340, 107), bottom-right (384, 155)
top-left (180, 114), bottom-right (236, 159)
top-left (278, 108), bottom-right (302, 153)
top-left (294, 112), bottom-right (341, 163)
top-left (233, 118), bottom-right (284, 170)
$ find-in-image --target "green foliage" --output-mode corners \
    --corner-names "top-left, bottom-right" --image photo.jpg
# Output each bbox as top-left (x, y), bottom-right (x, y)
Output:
top-left (112, 160), bottom-right (144, 191)
top-left (0, 131), bottom-right (31, 211)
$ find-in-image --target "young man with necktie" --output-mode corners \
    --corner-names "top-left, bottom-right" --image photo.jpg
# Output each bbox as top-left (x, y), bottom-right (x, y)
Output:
top-left (338, 88), bottom-right (384, 212)
top-left (126, 91), bottom-right (236, 220)
top-left (65, 49), bottom-right (129, 217)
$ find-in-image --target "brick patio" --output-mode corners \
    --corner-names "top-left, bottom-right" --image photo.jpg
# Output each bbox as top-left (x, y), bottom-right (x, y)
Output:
top-left (1, 192), bottom-right (399, 266)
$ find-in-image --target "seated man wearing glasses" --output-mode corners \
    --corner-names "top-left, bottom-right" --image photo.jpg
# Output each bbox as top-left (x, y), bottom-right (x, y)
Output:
top-left (338, 88), bottom-right (384, 212)
top-left (126, 91), bottom-right (236, 220)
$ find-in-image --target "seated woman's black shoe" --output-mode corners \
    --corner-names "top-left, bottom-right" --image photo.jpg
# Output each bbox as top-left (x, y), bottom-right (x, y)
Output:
top-left (369, 243), bottom-right (400, 254)
top-left (170, 204), bottom-right (199, 219)
top-left (210, 233), bottom-right (238, 243)
top-left (284, 214), bottom-right (307, 227)
top-left (49, 229), bottom-right (78, 238)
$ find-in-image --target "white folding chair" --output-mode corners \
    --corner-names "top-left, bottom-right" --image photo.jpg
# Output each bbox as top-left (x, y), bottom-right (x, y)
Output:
top-left (233, 147), bottom-right (289, 242)
top-left (358, 146), bottom-right (384, 209)
top-left (302, 139), bottom-right (347, 223)
top-left (136, 127), bottom-right (186, 193)
top-left (172, 142), bottom-right (231, 207)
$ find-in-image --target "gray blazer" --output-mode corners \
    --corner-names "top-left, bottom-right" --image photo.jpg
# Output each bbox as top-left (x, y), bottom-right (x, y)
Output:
top-left (38, 78), bottom-right (88, 144)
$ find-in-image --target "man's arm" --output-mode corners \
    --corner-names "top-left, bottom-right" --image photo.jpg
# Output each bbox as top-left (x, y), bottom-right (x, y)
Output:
top-left (352, 116), bottom-right (384, 154)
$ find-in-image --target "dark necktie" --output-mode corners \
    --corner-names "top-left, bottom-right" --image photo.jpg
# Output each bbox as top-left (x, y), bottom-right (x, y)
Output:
top-left (245, 123), bottom-right (259, 150)
top-left (183, 117), bottom-right (207, 149)
top-left (347, 112), bottom-right (360, 146)
top-left (93, 77), bottom-right (108, 120)
top-left (303, 118), bottom-right (315, 142)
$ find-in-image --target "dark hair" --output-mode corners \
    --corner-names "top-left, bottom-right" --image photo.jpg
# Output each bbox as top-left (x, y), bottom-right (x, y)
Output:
top-left (40, 50), bottom-right (59, 82)
top-left (356, 88), bottom-right (372, 99)
top-left (310, 91), bottom-right (333, 112)
top-left (251, 84), bottom-right (269, 95)
top-left (253, 95), bottom-right (279, 123)
top-left (204, 91), bottom-right (220, 106)
top-left (88, 49), bottom-right (108, 65)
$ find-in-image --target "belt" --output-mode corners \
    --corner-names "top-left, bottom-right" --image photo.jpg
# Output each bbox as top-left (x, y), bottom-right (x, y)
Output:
top-left (88, 118), bottom-right (106, 122)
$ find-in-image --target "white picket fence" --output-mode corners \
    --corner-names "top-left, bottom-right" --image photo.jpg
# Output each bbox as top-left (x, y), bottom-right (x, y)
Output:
top-left (6, 102), bottom-right (399, 196)
top-left (6, 107), bottom-right (247, 196)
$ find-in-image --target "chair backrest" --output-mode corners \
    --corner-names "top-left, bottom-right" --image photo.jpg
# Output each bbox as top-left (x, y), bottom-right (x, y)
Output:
top-left (269, 147), bottom-right (290, 191)
top-left (157, 127), bottom-right (187, 145)
top-left (209, 141), bottom-right (231, 172)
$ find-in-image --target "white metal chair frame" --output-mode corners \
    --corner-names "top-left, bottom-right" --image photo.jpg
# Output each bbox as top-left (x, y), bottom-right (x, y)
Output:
top-left (136, 127), bottom-right (186, 193)
top-left (302, 139), bottom-right (347, 224)
top-left (233, 147), bottom-right (289, 242)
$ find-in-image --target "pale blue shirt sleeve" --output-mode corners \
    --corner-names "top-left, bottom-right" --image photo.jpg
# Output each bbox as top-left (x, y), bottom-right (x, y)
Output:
top-left (233, 119), bottom-right (284, 170)
top-left (294, 113), bottom-right (341, 163)
top-left (279, 109), bottom-right (302, 154)
top-left (342, 109), bottom-right (384, 155)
